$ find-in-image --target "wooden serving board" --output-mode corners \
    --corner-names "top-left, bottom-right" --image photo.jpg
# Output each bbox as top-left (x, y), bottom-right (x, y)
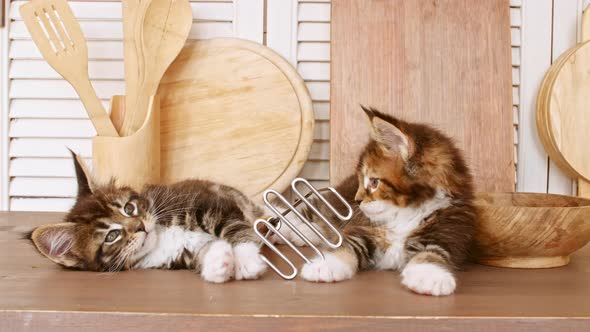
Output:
top-left (157, 39), bottom-right (314, 197)
top-left (547, 42), bottom-right (590, 193)
top-left (330, 0), bottom-right (514, 192)
top-left (536, 44), bottom-right (584, 179)
top-left (536, 9), bottom-right (590, 197)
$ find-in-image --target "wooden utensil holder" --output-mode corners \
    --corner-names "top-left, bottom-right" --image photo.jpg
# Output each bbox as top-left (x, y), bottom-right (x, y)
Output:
top-left (92, 95), bottom-right (160, 190)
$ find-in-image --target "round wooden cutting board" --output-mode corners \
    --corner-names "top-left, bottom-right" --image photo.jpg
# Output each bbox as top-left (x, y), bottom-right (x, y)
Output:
top-left (157, 38), bottom-right (314, 198)
top-left (537, 8), bottom-right (590, 197)
top-left (536, 43), bottom-right (583, 178)
top-left (545, 41), bottom-right (590, 183)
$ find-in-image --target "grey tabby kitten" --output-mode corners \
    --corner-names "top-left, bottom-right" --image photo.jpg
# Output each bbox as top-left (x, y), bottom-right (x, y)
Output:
top-left (27, 153), bottom-right (267, 283)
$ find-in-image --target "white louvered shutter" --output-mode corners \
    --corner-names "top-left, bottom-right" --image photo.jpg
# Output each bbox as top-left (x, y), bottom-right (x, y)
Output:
top-left (6, 0), bottom-right (245, 211)
top-left (294, 0), bottom-right (330, 189)
top-left (511, 0), bottom-right (521, 189)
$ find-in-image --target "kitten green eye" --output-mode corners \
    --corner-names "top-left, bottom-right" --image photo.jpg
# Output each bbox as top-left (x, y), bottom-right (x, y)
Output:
top-left (105, 230), bottom-right (121, 243)
top-left (122, 202), bottom-right (137, 217)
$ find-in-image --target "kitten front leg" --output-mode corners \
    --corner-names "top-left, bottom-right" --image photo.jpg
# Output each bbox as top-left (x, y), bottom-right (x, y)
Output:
top-left (301, 225), bottom-right (378, 283)
top-left (400, 251), bottom-right (456, 296)
top-left (233, 242), bottom-right (267, 280)
top-left (400, 206), bottom-right (473, 296)
top-left (214, 220), bottom-right (267, 280)
top-left (199, 240), bottom-right (235, 283)
top-left (300, 248), bottom-right (358, 282)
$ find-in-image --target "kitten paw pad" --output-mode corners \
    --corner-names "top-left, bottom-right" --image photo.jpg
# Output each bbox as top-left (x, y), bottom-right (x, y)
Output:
top-left (300, 254), bottom-right (354, 283)
top-left (233, 242), bottom-right (267, 280)
top-left (401, 263), bottom-right (456, 296)
top-left (202, 240), bottom-right (235, 283)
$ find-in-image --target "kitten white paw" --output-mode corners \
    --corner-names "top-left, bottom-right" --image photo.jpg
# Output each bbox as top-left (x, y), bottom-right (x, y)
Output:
top-left (233, 242), bottom-right (267, 280)
top-left (301, 253), bottom-right (355, 283)
top-left (401, 262), bottom-right (456, 296)
top-left (201, 240), bottom-right (235, 283)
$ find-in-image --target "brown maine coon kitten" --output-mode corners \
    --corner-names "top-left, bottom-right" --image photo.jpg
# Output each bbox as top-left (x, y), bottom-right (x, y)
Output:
top-left (280, 106), bottom-right (477, 296)
top-left (26, 153), bottom-right (267, 283)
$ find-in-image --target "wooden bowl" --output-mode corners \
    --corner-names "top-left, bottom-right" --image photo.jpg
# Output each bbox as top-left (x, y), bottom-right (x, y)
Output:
top-left (474, 192), bottom-right (590, 268)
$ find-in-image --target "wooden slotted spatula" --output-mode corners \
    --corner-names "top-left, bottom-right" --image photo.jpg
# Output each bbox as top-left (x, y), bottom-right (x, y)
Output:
top-left (19, 0), bottom-right (119, 137)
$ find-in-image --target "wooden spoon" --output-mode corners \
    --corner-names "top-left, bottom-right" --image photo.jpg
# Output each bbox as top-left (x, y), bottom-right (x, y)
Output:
top-left (115, 0), bottom-right (142, 133)
top-left (119, 0), bottom-right (192, 136)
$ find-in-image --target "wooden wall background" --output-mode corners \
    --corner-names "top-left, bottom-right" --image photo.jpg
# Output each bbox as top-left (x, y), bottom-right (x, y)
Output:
top-left (0, 0), bottom-right (588, 211)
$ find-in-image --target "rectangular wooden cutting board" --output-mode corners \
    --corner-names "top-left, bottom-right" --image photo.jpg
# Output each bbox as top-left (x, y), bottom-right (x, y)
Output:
top-left (330, 0), bottom-right (514, 192)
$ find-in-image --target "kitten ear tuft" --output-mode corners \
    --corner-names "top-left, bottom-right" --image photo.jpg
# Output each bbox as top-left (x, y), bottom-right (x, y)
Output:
top-left (371, 116), bottom-right (412, 160)
top-left (360, 104), bottom-right (376, 120)
top-left (68, 148), bottom-right (96, 197)
top-left (30, 223), bottom-right (79, 268)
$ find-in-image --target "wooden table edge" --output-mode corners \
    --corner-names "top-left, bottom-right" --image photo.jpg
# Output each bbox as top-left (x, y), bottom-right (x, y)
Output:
top-left (2, 310), bottom-right (590, 332)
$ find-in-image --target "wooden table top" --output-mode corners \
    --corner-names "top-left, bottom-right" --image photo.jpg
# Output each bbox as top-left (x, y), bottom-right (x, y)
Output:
top-left (1, 212), bottom-right (590, 331)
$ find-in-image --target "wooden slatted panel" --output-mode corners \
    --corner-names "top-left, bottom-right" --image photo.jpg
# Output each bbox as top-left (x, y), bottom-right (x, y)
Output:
top-left (9, 158), bottom-right (91, 177)
top-left (296, 0), bottom-right (330, 186)
top-left (9, 1), bottom-right (234, 20)
top-left (7, 0), bottom-right (236, 211)
top-left (10, 40), bottom-right (125, 60)
top-left (9, 178), bottom-right (77, 197)
top-left (511, 1), bottom-right (522, 188)
top-left (9, 21), bottom-right (233, 40)
top-left (10, 139), bottom-right (92, 157)
top-left (10, 100), bottom-right (109, 119)
top-left (9, 198), bottom-right (76, 212)
top-left (10, 60), bottom-right (125, 79)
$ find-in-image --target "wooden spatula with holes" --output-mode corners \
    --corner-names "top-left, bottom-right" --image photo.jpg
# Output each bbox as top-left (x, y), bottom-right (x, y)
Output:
top-left (19, 0), bottom-right (119, 137)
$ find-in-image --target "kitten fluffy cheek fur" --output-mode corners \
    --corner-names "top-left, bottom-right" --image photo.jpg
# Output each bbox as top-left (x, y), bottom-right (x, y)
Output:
top-left (233, 242), bottom-right (267, 280)
top-left (360, 201), bottom-right (394, 220)
top-left (201, 240), bottom-right (235, 283)
top-left (401, 263), bottom-right (456, 296)
top-left (130, 231), bottom-right (157, 263)
top-left (300, 253), bottom-right (356, 283)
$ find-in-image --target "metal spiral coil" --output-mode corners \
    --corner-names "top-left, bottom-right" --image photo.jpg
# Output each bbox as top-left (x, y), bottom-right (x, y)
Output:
top-left (254, 178), bottom-right (353, 279)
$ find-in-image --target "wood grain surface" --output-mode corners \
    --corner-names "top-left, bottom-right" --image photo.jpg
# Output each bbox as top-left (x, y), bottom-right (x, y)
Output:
top-left (1, 212), bottom-right (590, 331)
top-left (157, 39), bottom-right (314, 198)
top-left (120, 0), bottom-right (192, 136)
top-left (547, 45), bottom-right (590, 179)
top-left (93, 96), bottom-right (161, 190)
top-left (330, 0), bottom-right (514, 191)
top-left (119, 0), bottom-right (141, 134)
top-left (474, 192), bottom-right (590, 268)
top-left (536, 9), bottom-right (590, 197)
top-left (536, 44), bottom-right (582, 180)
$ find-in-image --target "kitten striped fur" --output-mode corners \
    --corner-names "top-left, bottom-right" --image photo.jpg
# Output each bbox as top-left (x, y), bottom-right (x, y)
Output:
top-left (282, 107), bottom-right (477, 296)
top-left (26, 153), bottom-right (267, 283)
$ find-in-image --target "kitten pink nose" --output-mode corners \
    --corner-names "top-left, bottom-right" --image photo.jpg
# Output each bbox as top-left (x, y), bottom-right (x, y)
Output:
top-left (135, 221), bottom-right (146, 233)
